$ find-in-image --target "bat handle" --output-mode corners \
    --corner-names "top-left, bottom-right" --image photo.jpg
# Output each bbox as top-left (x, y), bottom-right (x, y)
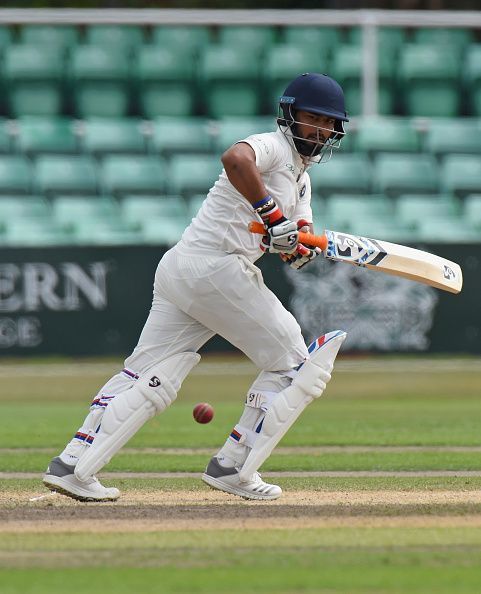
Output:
top-left (248, 221), bottom-right (328, 251)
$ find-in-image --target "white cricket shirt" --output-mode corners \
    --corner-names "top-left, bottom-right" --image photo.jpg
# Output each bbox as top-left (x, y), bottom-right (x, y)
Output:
top-left (178, 128), bottom-right (313, 263)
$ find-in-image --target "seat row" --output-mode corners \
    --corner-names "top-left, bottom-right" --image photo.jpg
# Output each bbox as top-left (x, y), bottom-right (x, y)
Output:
top-left (0, 116), bottom-right (480, 158)
top-left (0, 41), bottom-right (480, 117)
top-left (1, 193), bottom-right (480, 247)
top-left (0, 25), bottom-right (477, 54)
top-left (0, 151), bottom-right (479, 199)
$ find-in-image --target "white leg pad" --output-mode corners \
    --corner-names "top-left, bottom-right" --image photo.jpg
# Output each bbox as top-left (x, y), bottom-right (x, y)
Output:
top-left (239, 331), bottom-right (346, 482)
top-left (75, 351), bottom-right (200, 481)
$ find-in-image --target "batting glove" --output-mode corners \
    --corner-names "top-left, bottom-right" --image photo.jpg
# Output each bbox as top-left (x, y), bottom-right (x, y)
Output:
top-left (253, 195), bottom-right (299, 255)
top-left (280, 219), bottom-right (322, 269)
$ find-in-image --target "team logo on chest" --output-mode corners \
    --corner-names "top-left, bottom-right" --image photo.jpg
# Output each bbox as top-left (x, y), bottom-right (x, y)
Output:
top-left (299, 184), bottom-right (307, 198)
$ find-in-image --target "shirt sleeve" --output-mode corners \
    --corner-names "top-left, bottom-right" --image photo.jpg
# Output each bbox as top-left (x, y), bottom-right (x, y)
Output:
top-left (237, 133), bottom-right (283, 174)
top-left (292, 173), bottom-right (313, 225)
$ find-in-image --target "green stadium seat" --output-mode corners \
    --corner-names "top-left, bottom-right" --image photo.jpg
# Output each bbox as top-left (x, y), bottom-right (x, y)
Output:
top-left (440, 154), bottom-right (481, 198)
top-left (16, 117), bottom-right (77, 155)
top-left (323, 194), bottom-right (392, 231)
top-left (4, 218), bottom-right (71, 246)
top-left (0, 119), bottom-right (11, 153)
top-left (101, 156), bottom-right (165, 196)
top-left (425, 118), bottom-right (481, 156)
top-left (136, 46), bottom-right (195, 118)
top-left (213, 116), bottom-right (276, 153)
top-left (19, 25), bottom-right (79, 50)
top-left (151, 117), bottom-right (212, 155)
top-left (346, 26), bottom-right (406, 55)
top-left (169, 154), bottom-right (221, 196)
top-left (52, 195), bottom-right (119, 227)
top-left (199, 46), bottom-right (260, 117)
top-left (464, 195), bottom-right (481, 228)
top-left (85, 25), bottom-right (144, 53)
top-left (81, 118), bottom-right (146, 155)
top-left (398, 45), bottom-right (460, 117)
top-left (120, 195), bottom-right (189, 227)
top-left (72, 218), bottom-right (142, 245)
top-left (308, 154), bottom-right (371, 196)
top-left (140, 217), bottom-right (187, 245)
top-left (217, 26), bottom-right (277, 53)
top-left (465, 45), bottom-right (481, 116)
top-left (69, 45), bottom-right (131, 118)
top-left (151, 26), bottom-right (211, 55)
top-left (331, 44), bottom-right (395, 116)
top-left (395, 194), bottom-right (460, 227)
top-left (283, 26), bottom-right (342, 55)
top-left (415, 218), bottom-right (480, 243)
top-left (3, 45), bottom-right (64, 116)
top-left (34, 155), bottom-right (98, 196)
top-left (413, 28), bottom-right (474, 53)
top-left (0, 195), bottom-right (51, 218)
top-left (0, 156), bottom-right (32, 194)
top-left (373, 153), bottom-right (439, 197)
top-left (263, 44), bottom-right (329, 112)
top-left (0, 26), bottom-right (12, 50)
top-left (355, 117), bottom-right (420, 154)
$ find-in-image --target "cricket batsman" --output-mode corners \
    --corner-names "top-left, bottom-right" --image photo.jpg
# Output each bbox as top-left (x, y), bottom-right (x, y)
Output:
top-left (43, 72), bottom-right (349, 501)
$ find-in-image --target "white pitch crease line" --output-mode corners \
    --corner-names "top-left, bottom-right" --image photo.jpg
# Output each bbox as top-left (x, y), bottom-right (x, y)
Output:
top-left (4, 470), bottom-right (481, 480)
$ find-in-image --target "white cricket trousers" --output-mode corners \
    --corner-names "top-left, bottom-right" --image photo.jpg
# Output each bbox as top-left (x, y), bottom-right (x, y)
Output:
top-left (63, 245), bottom-right (309, 465)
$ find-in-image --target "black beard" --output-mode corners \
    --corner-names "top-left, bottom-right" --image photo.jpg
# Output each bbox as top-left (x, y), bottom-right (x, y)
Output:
top-left (293, 136), bottom-right (322, 157)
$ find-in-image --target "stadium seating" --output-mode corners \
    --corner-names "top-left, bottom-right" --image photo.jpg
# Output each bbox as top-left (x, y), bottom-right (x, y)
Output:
top-left (101, 155), bottom-right (165, 196)
top-left (465, 45), bottom-right (481, 116)
top-left (283, 26), bottom-right (342, 56)
top-left (151, 117), bottom-right (212, 155)
top-left (136, 46), bottom-right (195, 118)
top-left (464, 195), bottom-right (481, 229)
top-left (373, 153), bottom-right (439, 197)
top-left (52, 195), bottom-right (119, 227)
top-left (3, 45), bottom-right (64, 117)
top-left (85, 25), bottom-right (145, 53)
top-left (263, 44), bottom-right (329, 113)
top-left (81, 118), bottom-right (146, 155)
top-left (324, 193), bottom-right (393, 228)
top-left (440, 154), bottom-right (481, 197)
top-left (424, 119), bottom-right (481, 156)
top-left (217, 26), bottom-right (277, 53)
top-left (355, 118), bottom-right (420, 154)
top-left (395, 194), bottom-right (460, 227)
top-left (0, 195), bottom-right (51, 219)
top-left (199, 46), bottom-right (261, 118)
top-left (151, 26), bottom-right (211, 55)
top-left (169, 154), bottom-right (221, 196)
top-left (69, 45), bottom-right (131, 118)
top-left (398, 45), bottom-right (460, 117)
top-left (309, 154), bottom-right (372, 196)
top-left (16, 117), bottom-right (78, 155)
top-left (346, 26), bottom-right (406, 55)
top-left (34, 155), bottom-right (98, 196)
top-left (412, 27), bottom-right (474, 53)
top-left (19, 25), bottom-right (79, 51)
top-left (213, 117), bottom-right (276, 153)
top-left (0, 156), bottom-right (32, 194)
top-left (120, 195), bottom-right (190, 227)
top-left (3, 218), bottom-right (72, 246)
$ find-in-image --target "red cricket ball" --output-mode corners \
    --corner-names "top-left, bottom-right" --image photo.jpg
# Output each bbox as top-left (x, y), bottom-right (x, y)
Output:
top-left (193, 402), bottom-right (214, 424)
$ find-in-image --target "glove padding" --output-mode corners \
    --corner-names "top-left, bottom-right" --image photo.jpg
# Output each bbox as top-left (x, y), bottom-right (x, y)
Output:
top-left (279, 219), bottom-right (322, 269)
top-left (260, 219), bottom-right (299, 254)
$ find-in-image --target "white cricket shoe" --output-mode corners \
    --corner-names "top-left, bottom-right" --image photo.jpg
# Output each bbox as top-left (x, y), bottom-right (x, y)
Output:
top-left (43, 456), bottom-right (120, 502)
top-left (202, 456), bottom-right (282, 501)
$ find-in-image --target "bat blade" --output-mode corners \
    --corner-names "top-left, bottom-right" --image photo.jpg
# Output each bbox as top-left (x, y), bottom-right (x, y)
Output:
top-left (324, 230), bottom-right (463, 294)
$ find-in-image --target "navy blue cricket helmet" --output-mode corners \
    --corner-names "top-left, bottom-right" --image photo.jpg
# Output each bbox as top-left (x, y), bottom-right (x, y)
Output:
top-left (277, 72), bottom-right (349, 160)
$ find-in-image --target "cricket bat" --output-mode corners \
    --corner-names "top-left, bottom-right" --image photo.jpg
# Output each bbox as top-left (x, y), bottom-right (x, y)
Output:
top-left (248, 221), bottom-right (463, 294)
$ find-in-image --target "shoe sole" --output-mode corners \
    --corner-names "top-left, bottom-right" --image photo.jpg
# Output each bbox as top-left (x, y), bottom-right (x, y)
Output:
top-left (201, 473), bottom-right (281, 501)
top-left (43, 475), bottom-right (119, 503)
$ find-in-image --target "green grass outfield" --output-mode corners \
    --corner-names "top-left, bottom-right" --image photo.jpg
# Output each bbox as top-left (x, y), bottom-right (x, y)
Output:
top-left (1, 355), bottom-right (481, 593)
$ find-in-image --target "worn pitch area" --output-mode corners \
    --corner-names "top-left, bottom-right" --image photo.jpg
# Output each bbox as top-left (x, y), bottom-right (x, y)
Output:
top-left (2, 488), bottom-right (481, 532)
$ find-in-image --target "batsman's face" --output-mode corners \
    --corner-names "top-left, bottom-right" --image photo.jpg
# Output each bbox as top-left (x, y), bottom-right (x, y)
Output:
top-left (296, 111), bottom-right (336, 145)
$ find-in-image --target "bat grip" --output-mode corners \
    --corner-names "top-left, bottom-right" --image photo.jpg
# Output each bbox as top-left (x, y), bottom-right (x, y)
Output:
top-left (248, 221), bottom-right (328, 251)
